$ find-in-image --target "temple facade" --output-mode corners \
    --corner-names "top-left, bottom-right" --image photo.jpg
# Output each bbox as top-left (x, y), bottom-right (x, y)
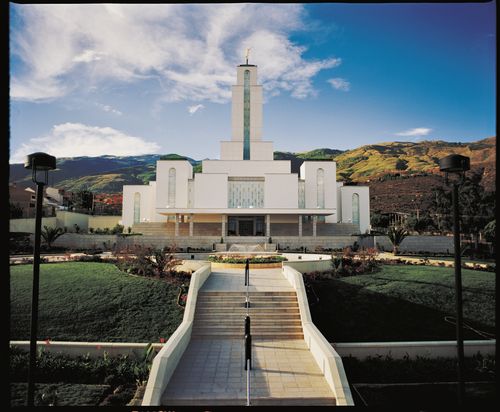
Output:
top-left (121, 63), bottom-right (370, 241)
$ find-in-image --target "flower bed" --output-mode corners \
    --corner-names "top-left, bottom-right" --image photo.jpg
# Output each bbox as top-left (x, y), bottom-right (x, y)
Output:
top-left (208, 255), bottom-right (287, 264)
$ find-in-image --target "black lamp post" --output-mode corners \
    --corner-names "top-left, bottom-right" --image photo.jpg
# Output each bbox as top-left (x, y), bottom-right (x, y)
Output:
top-left (24, 152), bottom-right (57, 406)
top-left (439, 154), bottom-right (470, 406)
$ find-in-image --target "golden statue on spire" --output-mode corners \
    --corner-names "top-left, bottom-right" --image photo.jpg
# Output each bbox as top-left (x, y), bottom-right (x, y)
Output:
top-left (245, 47), bottom-right (251, 64)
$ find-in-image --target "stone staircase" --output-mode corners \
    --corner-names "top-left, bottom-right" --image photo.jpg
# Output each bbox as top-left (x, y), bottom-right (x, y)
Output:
top-left (192, 291), bottom-right (303, 339)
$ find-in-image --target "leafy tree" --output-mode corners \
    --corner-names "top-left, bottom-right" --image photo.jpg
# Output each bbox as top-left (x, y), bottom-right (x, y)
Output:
top-left (483, 220), bottom-right (495, 244)
top-left (10, 202), bottom-right (24, 218)
top-left (72, 189), bottom-right (94, 212)
top-left (41, 226), bottom-right (64, 249)
top-left (405, 213), bottom-right (435, 234)
top-left (387, 226), bottom-right (408, 255)
top-left (371, 212), bottom-right (390, 229)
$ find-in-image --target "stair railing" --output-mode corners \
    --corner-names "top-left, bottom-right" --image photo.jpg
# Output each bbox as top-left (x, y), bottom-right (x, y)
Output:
top-left (244, 317), bottom-right (252, 406)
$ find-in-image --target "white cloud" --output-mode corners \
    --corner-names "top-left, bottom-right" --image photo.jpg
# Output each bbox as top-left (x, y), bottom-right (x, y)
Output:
top-left (96, 103), bottom-right (123, 116)
top-left (10, 123), bottom-right (160, 163)
top-left (10, 4), bottom-right (342, 103)
top-left (188, 104), bottom-right (205, 115)
top-left (395, 127), bottom-right (432, 137)
top-left (328, 77), bottom-right (350, 92)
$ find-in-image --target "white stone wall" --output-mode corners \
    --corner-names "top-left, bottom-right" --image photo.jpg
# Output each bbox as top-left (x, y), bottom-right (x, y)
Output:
top-left (264, 174), bottom-right (299, 208)
top-left (122, 184), bottom-right (155, 228)
top-left (202, 160), bottom-right (290, 175)
top-left (250, 141), bottom-right (274, 160)
top-left (300, 161), bottom-right (337, 214)
top-left (193, 174), bottom-right (228, 208)
top-left (220, 141), bottom-right (243, 160)
top-left (340, 186), bottom-right (370, 234)
top-left (156, 160), bottom-right (192, 209)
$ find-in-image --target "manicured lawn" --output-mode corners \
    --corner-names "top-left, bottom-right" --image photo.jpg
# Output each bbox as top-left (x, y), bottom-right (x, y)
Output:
top-left (10, 262), bottom-right (185, 342)
top-left (309, 264), bottom-right (495, 342)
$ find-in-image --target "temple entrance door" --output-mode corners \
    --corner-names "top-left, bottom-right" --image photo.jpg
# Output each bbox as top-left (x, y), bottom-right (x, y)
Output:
top-left (238, 220), bottom-right (254, 236)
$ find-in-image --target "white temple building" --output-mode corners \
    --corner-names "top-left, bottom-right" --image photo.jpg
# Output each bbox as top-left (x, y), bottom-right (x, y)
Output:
top-left (122, 63), bottom-right (370, 246)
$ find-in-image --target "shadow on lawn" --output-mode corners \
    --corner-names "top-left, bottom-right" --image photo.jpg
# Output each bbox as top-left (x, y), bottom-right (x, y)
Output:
top-left (310, 280), bottom-right (495, 342)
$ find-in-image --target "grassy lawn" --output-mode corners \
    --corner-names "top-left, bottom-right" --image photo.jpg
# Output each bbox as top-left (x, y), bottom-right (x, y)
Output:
top-left (10, 262), bottom-right (185, 342)
top-left (309, 264), bottom-right (495, 342)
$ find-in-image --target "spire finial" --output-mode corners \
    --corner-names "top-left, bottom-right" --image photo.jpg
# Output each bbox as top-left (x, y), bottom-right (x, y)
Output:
top-left (245, 47), bottom-right (251, 65)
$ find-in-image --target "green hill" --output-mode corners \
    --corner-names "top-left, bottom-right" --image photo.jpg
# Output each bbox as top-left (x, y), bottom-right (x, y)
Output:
top-left (9, 138), bottom-right (495, 193)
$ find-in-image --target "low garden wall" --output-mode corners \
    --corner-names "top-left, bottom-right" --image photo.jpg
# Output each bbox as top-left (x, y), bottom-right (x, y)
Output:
top-left (10, 217), bottom-right (57, 233)
top-left (333, 340), bottom-right (496, 359)
top-left (141, 262), bottom-right (212, 406)
top-left (363, 235), bottom-right (455, 254)
top-left (282, 265), bottom-right (354, 405)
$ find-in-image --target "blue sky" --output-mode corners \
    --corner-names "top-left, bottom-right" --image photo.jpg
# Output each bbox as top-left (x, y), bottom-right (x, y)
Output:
top-left (9, 3), bottom-right (496, 163)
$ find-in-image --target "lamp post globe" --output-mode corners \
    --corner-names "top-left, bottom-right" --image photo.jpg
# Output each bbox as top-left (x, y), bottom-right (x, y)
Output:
top-left (439, 153), bottom-right (470, 406)
top-left (24, 152), bottom-right (56, 406)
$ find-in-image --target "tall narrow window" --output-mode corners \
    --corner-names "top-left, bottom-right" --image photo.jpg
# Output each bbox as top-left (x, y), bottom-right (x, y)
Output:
top-left (168, 168), bottom-right (176, 207)
top-left (352, 193), bottom-right (360, 225)
top-left (243, 69), bottom-right (251, 160)
top-left (317, 168), bottom-right (325, 208)
top-left (133, 192), bottom-right (141, 224)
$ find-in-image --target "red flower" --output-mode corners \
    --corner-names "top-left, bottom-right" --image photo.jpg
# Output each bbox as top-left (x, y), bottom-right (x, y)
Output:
top-left (160, 338), bottom-right (165, 343)
top-left (96, 345), bottom-right (101, 350)
top-left (45, 339), bottom-right (50, 345)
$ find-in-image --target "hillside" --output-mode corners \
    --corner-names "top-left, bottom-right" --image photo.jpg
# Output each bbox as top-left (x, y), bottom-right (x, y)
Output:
top-left (9, 138), bottom-right (495, 213)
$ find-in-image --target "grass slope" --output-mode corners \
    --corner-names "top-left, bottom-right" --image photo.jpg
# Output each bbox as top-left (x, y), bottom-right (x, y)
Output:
top-left (10, 262), bottom-right (184, 342)
top-left (310, 265), bottom-right (495, 342)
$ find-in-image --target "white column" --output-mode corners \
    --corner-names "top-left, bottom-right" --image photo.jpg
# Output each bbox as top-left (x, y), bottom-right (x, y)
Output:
top-left (298, 215), bottom-right (302, 237)
top-left (221, 215), bottom-right (226, 238)
top-left (175, 214), bottom-right (179, 237)
top-left (313, 215), bottom-right (317, 237)
top-left (266, 214), bottom-right (270, 238)
top-left (189, 214), bottom-right (193, 237)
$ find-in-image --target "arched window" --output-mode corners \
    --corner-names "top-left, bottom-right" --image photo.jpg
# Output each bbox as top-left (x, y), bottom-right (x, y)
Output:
top-left (133, 192), bottom-right (141, 224)
top-left (168, 168), bottom-right (176, 207)
top-left (352, 193), bottom-right (360, 226)
top-left (317, 168), bottom-right (325, 208)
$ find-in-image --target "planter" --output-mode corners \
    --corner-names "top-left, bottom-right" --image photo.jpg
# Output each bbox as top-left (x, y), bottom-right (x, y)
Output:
top-left (210, 262), bottom-right (284, 269)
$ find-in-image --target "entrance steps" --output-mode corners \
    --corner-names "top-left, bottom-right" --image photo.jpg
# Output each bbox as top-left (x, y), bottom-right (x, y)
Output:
top-left (192, 291), bottom-right (303, 339)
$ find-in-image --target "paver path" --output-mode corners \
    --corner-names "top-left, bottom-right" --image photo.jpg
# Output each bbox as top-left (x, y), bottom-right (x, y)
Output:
top-left (161, 269), bottom-right (336, 406)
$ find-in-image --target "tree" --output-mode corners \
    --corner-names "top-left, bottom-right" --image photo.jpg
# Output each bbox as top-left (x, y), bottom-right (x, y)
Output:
top-left (41, 226), bottom-right (64, 249)
top-left (387, 226), bottom-right (408, 255)
top-left (405, 213), bottom-right (435, 234)
top-left (483, 219), bottom-right (495, 244)
top-left (371, 212), bottom-right (390, 229)
top-left (72, 189), bottom-right (94, 212)
top-left (10, 202), bottom-right (24, 218)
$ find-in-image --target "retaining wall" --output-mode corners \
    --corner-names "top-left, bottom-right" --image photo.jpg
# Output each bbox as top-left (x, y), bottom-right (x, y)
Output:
top-left (363, 235), bottom-right (455, 254)
top-left (142, 262), bottom-right (212, 406)
top-left (282, 265), bottom-right (354, 405)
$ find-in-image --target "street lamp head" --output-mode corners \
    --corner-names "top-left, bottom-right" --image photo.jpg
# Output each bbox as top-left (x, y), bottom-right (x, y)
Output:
top-left (439, 154), bottom-right (470, 174)
top-left (24, 152), bottom-right (57, 185)
top-left (439, 154), bottom-right (470, 184)
top-left (24, 152), bottom-right (57, 171)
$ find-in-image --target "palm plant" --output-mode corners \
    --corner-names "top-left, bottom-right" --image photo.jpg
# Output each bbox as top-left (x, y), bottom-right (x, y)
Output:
top-left (387, 226), bottom-right (408, 255)
top-left (41, 226), bottom-right (65, 249)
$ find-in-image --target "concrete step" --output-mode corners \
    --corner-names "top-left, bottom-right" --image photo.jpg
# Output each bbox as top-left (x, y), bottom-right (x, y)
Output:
top-left (193, 319), bottom-right (302, 326)
top-left (195, 308), bottom-right (300, 314)
top-left (191, 332), bottom-right (304, 339)
top-left (199, 291), bottom-right (297, 296)
top-left (197, 302), bottom-right (299, 309)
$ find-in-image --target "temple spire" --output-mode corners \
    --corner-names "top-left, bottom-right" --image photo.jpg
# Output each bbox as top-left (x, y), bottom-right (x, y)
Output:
top-left (245, 47), bottom-right (251, 65)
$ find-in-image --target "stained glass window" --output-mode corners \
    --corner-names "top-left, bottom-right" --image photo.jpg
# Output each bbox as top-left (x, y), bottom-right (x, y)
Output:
top-left (298, 181), bottom-right (305, 208)
top-left (168, 168), bottom-right (176, 207)
top-left (317, 168), bottom-right (325, 208)
top-left (243, 70), bottom-right (251, 160)
top-left (352, 193), bottom-right (360, 225)
top-left (133, 192), bottom-right (140, 224)
top-left (228, 180), bottom-right (264, 208)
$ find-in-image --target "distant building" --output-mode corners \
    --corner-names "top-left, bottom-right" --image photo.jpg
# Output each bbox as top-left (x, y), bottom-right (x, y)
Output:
top-left (121, 63), bottom-right (370, 240)
top-left (9, 183), bottom-right (56, 218)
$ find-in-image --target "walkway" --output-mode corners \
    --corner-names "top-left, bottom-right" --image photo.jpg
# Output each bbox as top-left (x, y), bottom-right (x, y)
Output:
top-left (161, 268), bottom-right (336, 405)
